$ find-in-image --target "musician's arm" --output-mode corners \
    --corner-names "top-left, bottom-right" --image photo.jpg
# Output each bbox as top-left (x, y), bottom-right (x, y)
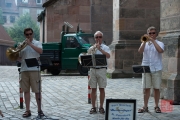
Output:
top-left (99, 48), bottom-right (110, 58)
top-left (26, 39), bottom-right (42, 54)
top-left (138, 42), bottom-right (146, 54)
top-left (29, 43), bottom-right (42, 54)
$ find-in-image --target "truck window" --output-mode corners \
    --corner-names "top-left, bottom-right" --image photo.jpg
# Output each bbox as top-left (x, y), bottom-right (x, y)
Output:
top-left (78, 36), bottom-right (95, 45)
top-left (66, 36), bottom-right (79, 48)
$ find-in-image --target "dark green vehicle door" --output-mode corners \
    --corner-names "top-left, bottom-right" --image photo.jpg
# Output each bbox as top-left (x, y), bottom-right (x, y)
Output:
top-left (61, 36), bottom-right (82, 69)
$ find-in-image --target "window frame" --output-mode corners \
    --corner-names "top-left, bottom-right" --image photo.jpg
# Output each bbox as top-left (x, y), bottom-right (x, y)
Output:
top-left (6, 3), bottom-right (12, 7)
top-left (22, 0), bottom-right (28, 3)
top-left (10, 16), bottom-right (15, 23)
top-left (22, 8), bottom-right (30, 15)
top-left (36, 0), bottom-right (42, 4)
top-left (3, 16), bottom-right (7, 23)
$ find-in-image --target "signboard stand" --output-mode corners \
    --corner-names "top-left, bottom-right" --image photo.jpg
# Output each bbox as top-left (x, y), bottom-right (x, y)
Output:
top-left (105, 99), bottom-right (137, 120)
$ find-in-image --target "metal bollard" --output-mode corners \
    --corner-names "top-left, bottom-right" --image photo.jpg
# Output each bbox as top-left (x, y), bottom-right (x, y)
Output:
top-left (88, 72), bottom-right (91, 104)
top-left (18, 68), bottom-right (23, 109)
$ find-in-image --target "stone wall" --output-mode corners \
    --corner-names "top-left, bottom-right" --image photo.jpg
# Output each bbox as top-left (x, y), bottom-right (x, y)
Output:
top-left (159, 0), bottom-right (180, 103)
top-left (107, 0), bottom-right (161, 78)
top-left (90, 0), bottom-right (113, 45)
top-left (39, 0), bottom-right (113, 45)
top-left (44, 0), bottom-right (91, 42)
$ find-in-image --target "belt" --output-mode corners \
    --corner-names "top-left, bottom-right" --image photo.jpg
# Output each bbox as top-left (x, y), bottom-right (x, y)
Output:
top-left (91, 67), bottom-right (107, 69)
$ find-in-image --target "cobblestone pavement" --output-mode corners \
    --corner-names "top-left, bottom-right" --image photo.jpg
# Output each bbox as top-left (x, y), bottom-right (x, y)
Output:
top-left (0, 66), bottom-right (180, 120)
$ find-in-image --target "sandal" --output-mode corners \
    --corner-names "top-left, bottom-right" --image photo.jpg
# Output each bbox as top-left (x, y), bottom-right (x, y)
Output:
top-left (22, 110), bottom-right (31, 117)
top-left (90, 107), bottom-right (97, 114)
top-left (38, 110), bottom-right (45, 117)
top-left (138, 107), bottom-right (148, 113)
top-left (154, 106), bottom-right (161, 113)
top-left (99, 107), bottom-right (105, 114)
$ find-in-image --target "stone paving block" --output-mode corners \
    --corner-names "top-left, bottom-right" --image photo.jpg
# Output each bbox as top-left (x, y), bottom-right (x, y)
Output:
top-left (0, 66), bottom-right (180, 120)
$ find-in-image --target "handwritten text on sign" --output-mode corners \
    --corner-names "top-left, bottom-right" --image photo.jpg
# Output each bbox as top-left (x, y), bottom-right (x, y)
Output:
top-left (108, 102), bottom-right (134, 120)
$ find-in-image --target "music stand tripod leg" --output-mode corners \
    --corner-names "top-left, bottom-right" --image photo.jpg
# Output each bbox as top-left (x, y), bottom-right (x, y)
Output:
top-left (37, 65), bottom-right (46, 119)
top-left (143, 67), bottom-right (146, 95)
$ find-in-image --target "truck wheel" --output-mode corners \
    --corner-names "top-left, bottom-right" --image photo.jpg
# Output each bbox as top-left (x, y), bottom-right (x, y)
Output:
top-left (50, 69), bottom-right (61, 75)
top-left (78, 64), bottom-right (88, 76)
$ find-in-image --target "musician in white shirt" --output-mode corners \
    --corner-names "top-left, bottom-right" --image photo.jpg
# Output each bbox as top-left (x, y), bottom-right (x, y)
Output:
top-left (88, 31), bottom-right (110, 114)
top-left (138, 26), bottom-right (164, 113)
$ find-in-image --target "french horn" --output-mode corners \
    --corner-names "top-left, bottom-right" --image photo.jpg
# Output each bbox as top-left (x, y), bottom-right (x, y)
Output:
top-left (6, 40), bottom-right (27, 61)
top-left (78, 45), bottom-right (97, 64)
top-left (78, 52), bottom-right (87, 65)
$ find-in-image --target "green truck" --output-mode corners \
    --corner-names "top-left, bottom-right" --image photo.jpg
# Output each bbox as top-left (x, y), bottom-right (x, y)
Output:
top-left (40, 24), bottom-right (94, 75)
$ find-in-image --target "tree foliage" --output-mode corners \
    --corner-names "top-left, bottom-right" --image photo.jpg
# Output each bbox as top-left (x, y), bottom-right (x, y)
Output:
top-left (0, 7), bottom-right (4, 25)
top-left (7, 13), bottom-right (40, 43)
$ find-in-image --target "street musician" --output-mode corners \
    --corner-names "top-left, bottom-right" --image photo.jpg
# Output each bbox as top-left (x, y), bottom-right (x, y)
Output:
top-left (88, 31), bottom-right (110, 114)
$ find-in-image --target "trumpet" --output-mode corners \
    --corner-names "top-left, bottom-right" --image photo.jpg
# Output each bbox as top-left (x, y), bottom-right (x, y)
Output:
top-left (140, 35), bottom-right (150, 42)
top-left (6, 40), bottom-right (27, 61)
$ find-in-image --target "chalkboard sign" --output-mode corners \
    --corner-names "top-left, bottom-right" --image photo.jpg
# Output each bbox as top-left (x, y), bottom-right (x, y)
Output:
top-left (105, 99), bottom-right (137, 120)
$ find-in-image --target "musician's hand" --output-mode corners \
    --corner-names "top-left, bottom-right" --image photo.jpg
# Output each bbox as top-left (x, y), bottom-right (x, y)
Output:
top-left (148, 36), bottom-right (155, 42)
top-left (96, 41), bottom-right (101, 50)
top-left (26, 38), bottom-right (31, 45)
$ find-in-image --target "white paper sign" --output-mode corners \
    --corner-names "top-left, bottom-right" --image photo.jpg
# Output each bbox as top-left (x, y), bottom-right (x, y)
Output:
top-left (108, 102), bottom-right (134, 120)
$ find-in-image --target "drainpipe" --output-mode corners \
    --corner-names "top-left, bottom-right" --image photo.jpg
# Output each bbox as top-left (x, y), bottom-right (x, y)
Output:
top-left (42, 10), bottom-right (45, 43)
top-left (90, 0), bottom-right (92, 34)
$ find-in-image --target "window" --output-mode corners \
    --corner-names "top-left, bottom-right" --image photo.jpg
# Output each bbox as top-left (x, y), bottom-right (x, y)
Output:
top-left (36, 0), bottom-right (42, 4)
top-left (6, 3), bottom-right (12, 7)
top-left (23, 8), bottom-right (30, 15)
top-left (66, 37), bottom-right (79, 48)
top-left (22, 0), bottom-right (28, 3)
top-left (3, 16), bottom-right (7, 23)
top-left (10, 16), bottom-right (15, 23)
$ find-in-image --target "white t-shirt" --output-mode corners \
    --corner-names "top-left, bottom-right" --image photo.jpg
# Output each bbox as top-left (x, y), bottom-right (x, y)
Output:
top-left (19, 39), bottom-right (42, 72)
top-left (141, 40), bottom-right (164, 72)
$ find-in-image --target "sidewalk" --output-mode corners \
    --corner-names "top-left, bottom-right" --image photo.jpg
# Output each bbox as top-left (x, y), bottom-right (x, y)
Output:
top-left (0, 66), bottom-right (180, 120)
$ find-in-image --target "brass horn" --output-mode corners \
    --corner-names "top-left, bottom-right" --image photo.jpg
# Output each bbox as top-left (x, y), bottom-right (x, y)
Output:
top-left (140, 35), bottom-right (150, 42)
top-left (78, 52), bottom-right (87, 65)
top-left (6, 40), bottom-right (27, 61)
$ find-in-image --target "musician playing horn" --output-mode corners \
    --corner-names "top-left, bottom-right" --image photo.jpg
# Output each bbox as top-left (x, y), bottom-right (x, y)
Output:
top-left (18, 28), bottom-right (44, 117)
top-left (138, 26), bottom-right (164, 113)
top-left (88, 31), bottom-right (110, 114)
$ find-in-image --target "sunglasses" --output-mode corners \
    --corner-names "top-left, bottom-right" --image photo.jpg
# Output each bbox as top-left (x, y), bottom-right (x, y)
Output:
top-left (149, 32), bottom-right (156, 35)
top-left (95, 36), bottom-right (102, 39)
top-left (25, 33), bottom-right (33, 36)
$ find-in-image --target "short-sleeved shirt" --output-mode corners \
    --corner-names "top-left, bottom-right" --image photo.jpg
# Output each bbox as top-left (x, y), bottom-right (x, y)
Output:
top-left (141, 40), bottom-right (164, 72)
top-left (19, 39), bottom-right (42, 72)
top-left (88, 43), bottom-right (110, 67)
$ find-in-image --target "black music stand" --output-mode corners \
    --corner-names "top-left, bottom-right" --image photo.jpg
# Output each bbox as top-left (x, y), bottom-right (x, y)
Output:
top-left (25, 58), bottom-right (45, 119)
top-left (132, 65), bottom-right (150, 95)
top-left (80, 54), bottom-right (107, 67)
top-left (25, 58), bottom-right (39, 67)
top-left (132, 65), bottom-right (150, 74)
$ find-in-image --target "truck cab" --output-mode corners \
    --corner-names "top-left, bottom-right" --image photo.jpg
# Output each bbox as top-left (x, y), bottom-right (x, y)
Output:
top-left (40, 24), bottom-right (94, 76)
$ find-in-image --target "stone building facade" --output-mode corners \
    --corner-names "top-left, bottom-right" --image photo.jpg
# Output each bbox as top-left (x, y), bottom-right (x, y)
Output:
top-left (38, 0), bottom-right (180, 103)
top-left (159, 0), bottom-right (180, 104)
top-left (16, 0), bottom-right (46, 25)
top-left (38, 0), bottom-right (112, 44)
top-left (0, 0), bottom-right (19, 28)
top-left (0, 0), bottom-right (46, 28)
top-left (108, 0), bottom-right (160, 78)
